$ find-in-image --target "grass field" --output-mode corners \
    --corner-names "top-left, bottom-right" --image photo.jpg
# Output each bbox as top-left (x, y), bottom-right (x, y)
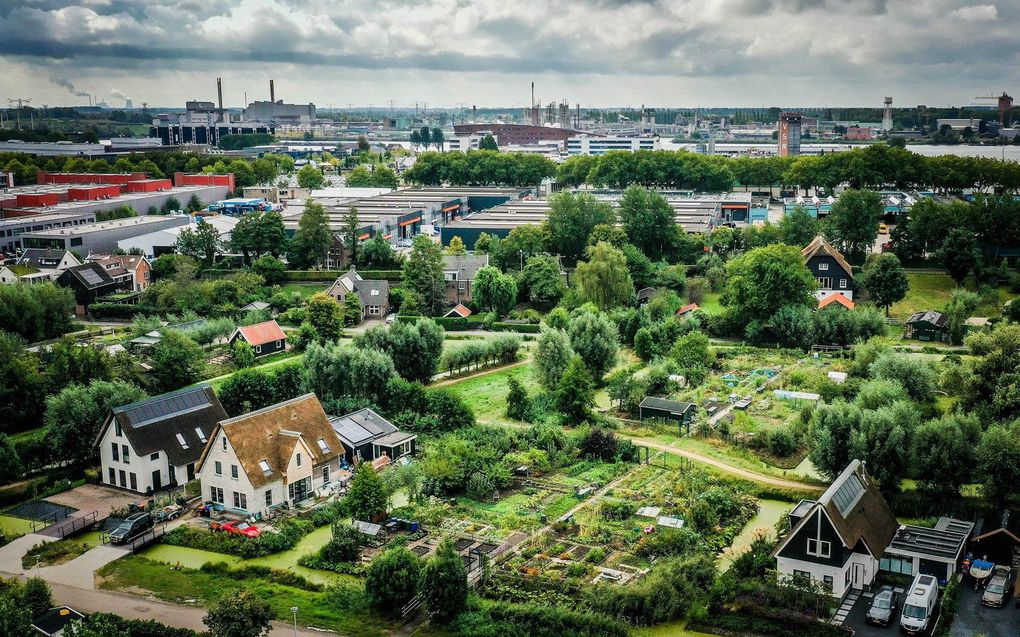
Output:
top-left (887, 272), bottom-right (1018, 320)
top-left (0, 515), bottom-right (35, 537)
top-left (445, 363), bottom-right (541, 423)
top-left (699, 292), bottom-right (724, 314)
top-left (278, 283), bottom-right (328, 300)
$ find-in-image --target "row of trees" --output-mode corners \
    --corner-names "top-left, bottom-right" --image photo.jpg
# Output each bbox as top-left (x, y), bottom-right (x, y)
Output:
top-left (555, 144), bottom-right (1020, 193)
top-left (402, 150), bottom-right (556, 187)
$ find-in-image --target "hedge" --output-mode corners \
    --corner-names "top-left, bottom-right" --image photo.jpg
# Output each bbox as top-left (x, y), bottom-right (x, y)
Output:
top-left (87, 302), bottom-right (155, 319)
top-left (491, 322), bottom-right (540, 333)
top-left (281, 269), bottom-right (403, 282)
top-left (396, 315), bottom-right (475, 330)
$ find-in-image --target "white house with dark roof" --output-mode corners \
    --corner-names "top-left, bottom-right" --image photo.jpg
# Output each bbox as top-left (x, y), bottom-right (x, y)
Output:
top-left (773, 460), bottom-right (899, 598)
top-left (325, 269), bottom-right (390, 320)
top-left (196, 394), bottom-right (345, 517)
top-left (95, 384), bottom-right (228, 494)
top-left (0, 249), bottom-right (81, 285)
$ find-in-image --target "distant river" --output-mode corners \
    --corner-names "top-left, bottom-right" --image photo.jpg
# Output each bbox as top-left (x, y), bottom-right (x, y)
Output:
top-left (664, 141), bottom-right (1020, 161)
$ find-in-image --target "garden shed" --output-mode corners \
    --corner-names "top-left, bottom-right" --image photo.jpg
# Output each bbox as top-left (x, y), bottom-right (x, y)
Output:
top-left (639, 397), bottom-right (697, 428)
top-left (904, 310), bottom-right (949, 342)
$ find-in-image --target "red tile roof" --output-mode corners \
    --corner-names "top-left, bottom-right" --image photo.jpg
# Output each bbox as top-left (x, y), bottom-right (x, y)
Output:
top-left (445, 303), bottom-right (472, 318)
top-left (676, 303), bottom-right (700, 317)
top-left (236, 320), bottom-right (287, 346)
top-left (818, 294), bottom-right (855, 310)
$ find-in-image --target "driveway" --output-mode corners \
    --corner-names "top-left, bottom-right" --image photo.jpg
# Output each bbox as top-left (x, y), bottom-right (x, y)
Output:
top-left (949, 582), bottom-right (1020, 637)
top-left (45, 485), bottom-right (141, 518)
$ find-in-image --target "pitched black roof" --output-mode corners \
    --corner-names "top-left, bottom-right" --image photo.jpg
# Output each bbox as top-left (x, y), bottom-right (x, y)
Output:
top-left (63, 262), bottom-right (116, 290)
top-left (98, 384), bottom-right (227, 467)
top-left (639, 397), bottom-right (696, 413)
top-left (906, 310), bottom-right (947, 327)
top-left (16, 248), bottom-right (73, 269)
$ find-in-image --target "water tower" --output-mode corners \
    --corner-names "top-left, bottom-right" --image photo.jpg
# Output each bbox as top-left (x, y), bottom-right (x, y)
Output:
top-left (882, 97), bottom-right (893, 132)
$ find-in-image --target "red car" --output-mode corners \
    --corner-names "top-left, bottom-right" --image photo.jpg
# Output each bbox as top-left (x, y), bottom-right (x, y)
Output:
top-left (220, 520), bottom-right (261, 538)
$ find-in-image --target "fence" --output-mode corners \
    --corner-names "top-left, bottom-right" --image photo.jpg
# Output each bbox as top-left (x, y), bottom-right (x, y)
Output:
top-left (55, 511), bottom-right (101, 539)
top-left (30, 508), bottom-right (73, 532)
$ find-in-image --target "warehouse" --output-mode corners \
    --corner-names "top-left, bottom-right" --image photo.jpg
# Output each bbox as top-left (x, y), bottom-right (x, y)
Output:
top-left (22, 215), bottom-right (190, 255)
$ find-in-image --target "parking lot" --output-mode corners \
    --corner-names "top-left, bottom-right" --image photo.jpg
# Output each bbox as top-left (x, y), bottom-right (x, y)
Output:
top-left (842, 582), bottom-right (1019, 637)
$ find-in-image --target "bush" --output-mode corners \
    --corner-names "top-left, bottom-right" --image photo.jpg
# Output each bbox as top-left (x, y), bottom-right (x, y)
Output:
top-left (491, 322), bottom-right (541, 333)
top-left (163, 518), bottom-right (312, 558)
top-left (452, 600), bottom-right (629, 637)
top-left (86, 302), bottom-right (149, 319)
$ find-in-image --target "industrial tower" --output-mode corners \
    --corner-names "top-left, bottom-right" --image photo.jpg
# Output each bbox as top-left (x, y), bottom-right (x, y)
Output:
top-left (882, 97), bottom-right (893, 132)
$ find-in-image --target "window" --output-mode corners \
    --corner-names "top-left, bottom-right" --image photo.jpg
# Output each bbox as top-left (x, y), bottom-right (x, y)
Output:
top-left (196, 428), bottom-right (207, 444)
top-left (111, 443), bottom-right (119, 462)
top-left (322, 465), bottom-right (330, 483)
top-left (839, 279), bottom-right (847, 289)
top-left (115, 422), bottom-right (122, 437)
top-left (176, 433), bottom-right (189, 450)
top-left (210, 486), bottom-right (224, 504)
top-left (222, 436), bottom-right (227, 450)
top-left (793, 570), bottom-right (811, 582)
top-left (255, 345), bottom-right (262, 354)
top-left (265, 490), bottom-right (273, 507)
top-left (317, 438), bottom-right (331, 454)
top-left (122, 445), bottom-right (130, 464)
top-left (214, 461), bottom-right (222, 476)
top-left (823, 575), bottom-right (833, 590)
top-left (817, 277), bottom-right (831, 288)
top-left (119, 470), bottom-right (126, 487)
top-left (845, 569), bottom-right (852, 586)
top-left (230, 465), bottom-right (238, 479)
top-left (70, 238), bottom-right (83, 247)
top-left (880, 556), bottom-right (914, 576)
top-left (296, 452), bottom-right (302, 467)
top-left (259, 460), bottom-right (272, 476)
top-left (108, 468), bottom-right (116, 484)
top-left (149, 453), bottom-right (158, 461)
top-left (818, 263), bottom-right (829, 271)
top-left (233, 492), bottom-right (247, 510)
top-left (129, 473), bottom-right (137, 491)
top-left (275, 340), bottom-right (281, 348)
top-left (807, 539), bottom-right (831, 558)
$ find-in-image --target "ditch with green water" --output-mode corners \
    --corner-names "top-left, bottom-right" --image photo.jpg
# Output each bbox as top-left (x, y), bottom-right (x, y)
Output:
top-left (718, 499), bottom-right (791, 573)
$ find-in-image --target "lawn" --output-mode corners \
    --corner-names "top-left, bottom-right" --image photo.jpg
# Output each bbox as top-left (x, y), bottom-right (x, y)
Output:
top-left (97, 555), bottom-right (393, 637)
top-left (887, 272), bottom-right (1018, 320)
top-left (21, 531), bottom-right (103, 568)
top-left (0, 515), bottom-right (36, 537)
top-left (699, 292), bottom-right (724, 314)
top-left (445, 363), bottom-right (541, 423)
top-left (279, 283), bottom-right (329, 300)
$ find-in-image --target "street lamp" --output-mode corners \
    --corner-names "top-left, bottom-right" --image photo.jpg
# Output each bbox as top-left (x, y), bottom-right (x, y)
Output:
top-left (290, 606), bottom-right (298, 636)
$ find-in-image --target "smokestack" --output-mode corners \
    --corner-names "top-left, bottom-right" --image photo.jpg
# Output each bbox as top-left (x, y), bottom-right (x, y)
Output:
top-left (217, 78), bottom-right (223, 110)
top-left (472, 105), bottom-right (476, 123)
top-left (270, 80), bottom-right (275, 103)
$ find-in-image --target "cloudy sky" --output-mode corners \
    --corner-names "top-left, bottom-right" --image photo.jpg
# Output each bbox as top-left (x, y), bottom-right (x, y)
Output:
top-left (2, 0), bottom-right (1019, 109)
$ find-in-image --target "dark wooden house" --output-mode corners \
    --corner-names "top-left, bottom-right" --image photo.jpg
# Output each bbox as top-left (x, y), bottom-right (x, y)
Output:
top-left (56, 262), bottom-right (119, 315)
top-left (802, 235), bottom-right (855, 302)
top-left (904, 311), bottom-right (949, 342)
top-left (229, 320), bottom-right (287, 356)
top-left (639, 397), bottom-right (697, 427)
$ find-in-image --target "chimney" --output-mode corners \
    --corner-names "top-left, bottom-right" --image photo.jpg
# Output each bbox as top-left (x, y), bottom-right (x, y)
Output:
top-left (216, 77), bottom-right (223, 110)
top-left (270, 79), bottom-right (275, 104)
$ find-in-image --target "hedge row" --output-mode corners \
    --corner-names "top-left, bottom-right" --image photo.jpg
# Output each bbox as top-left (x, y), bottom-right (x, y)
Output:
top-left (491, 322), bottom-right (540, 333)
top-left (87, 302), bottom-right (153, 319)
top-left (281, 269), bottom-right (403, 281)
top-left (396, 315), bottom-right (475, 330)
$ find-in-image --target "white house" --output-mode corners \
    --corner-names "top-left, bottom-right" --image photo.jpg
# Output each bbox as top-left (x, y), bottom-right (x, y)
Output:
top-left (196, 394), bottom-right (345, 517)
top-left (0, 249), bottom-right (81, 285)
top-left (773, 460), bottom-right (899, 599)
top-left (95, 384), bottom-right (228, 494)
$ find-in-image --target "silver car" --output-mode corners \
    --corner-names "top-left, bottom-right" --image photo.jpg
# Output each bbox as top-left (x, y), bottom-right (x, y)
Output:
top-left (982, 565), bottom-right (1012, 607)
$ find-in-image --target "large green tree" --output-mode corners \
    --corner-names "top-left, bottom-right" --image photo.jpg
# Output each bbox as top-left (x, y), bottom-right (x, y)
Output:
top-left (557, 356), bottom-right (596, 426)
top-left (355, 319), bottom-right (445, 384)
top-left (472, 266), bottom-right (517, 316)
top-left (618, 186), bottom-right (678, 261)
top-left (230, 210), bottom-right (288, 263)
top-left (534, 327), bottom-right (574, 391)
top-left (778, 206), bottom-right (820, 247)
top-left (302, 341), bottom-right (396, 404)
top-left (824, 189), bottom-right (883, 263)
top-left (723, 244), bottom-right (816, 326)
top-left (0, 334), bottom-right (47, 434)
top-left (176, 219), bottom-right (221, 266)
top-left (520, 255), bottom-right (566, 309)
top-left (306, 293), bottom-right (344, 342)
top-left (808, 401), bottom-right (862, 480)
top-left (420, 538), bottom-right (468, 623)
top-left (402, 235), bottom-right (446, 316)
top-left (288, 199), bottom-right (333, 269)
top-left (150, 330), bottom-right (206, 392)
top-left (575, 242), bottom-right (634, 310)
top-left (346, 461), bottom-right (390, 520)
top-left (297, 164), bottom-right (326, 190)
top-left (939, 228), bottom-right (980, 285)
top-left (912, 414), bottom-right (980, 497)
top-left (203, 590), bottom-right (273, 637)
top-left (567, 311), bottom-right (619, 380)
top-left (546, 192), bottom-right (616, 265)
top-left (858, 252), bottom-right (908, 316)
top-left (46, 380), bottom-right (147, 465)
top-left (365, 546), bottom-right (422, 615)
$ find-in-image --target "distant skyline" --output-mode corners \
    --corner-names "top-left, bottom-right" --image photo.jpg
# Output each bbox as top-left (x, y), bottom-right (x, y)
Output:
top-left (2, 0), bottom-right (1019, 110)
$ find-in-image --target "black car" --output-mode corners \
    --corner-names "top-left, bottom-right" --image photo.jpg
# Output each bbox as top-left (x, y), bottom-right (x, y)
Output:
top-left (866, 586), bottom-right (899, 626)
top-left (109, 512), bottom-right (152, 545)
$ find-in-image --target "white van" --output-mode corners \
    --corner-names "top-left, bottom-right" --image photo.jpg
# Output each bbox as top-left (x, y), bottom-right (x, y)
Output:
top-left (899, 573), bottom-right (939, 635)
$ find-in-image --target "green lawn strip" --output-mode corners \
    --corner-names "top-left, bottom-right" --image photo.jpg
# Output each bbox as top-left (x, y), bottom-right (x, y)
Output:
top-left (201, 352), bottom-right (309, 392)
top-left (699, 292), bottom-right (724, 315)
top-left (22, 531), bottom-right (103, 568)
top-left (278, 283), bottom-right (329, 299)
top-left (445, 363), bottom-right (541, 422)
top-left (97, 555), bottom-right (392, 637)
top-left (887, 272), bottom-right (1017, 320)
top-left (9, 426), bottom-right (48, 444)
top-left (0, 515), bottom-right (36, 537)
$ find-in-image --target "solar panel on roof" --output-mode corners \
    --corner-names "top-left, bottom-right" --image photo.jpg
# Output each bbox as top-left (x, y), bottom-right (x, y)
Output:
top-left (79, 268), bottom-right (104, 285)
top-left (832, 473), bottom-right (865, 517)
top-left (121, 387), bottom-right (211, 428)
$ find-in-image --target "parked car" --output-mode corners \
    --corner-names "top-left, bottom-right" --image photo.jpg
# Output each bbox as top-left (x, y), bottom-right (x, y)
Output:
top-left (866, 585), bottom-right (899, 626)
top-left (110, 512), bottom-right (153, 545)
top-left (899, 573), bottom-right (939, 635)
top-left (396, 238), bottom-right (413, 248)
top-left (385, 313), bottom-right (397, 324)
top-left (220, 520), bottom-right (261, 538)
top-left (982, 565), bottom-right (1012, 607)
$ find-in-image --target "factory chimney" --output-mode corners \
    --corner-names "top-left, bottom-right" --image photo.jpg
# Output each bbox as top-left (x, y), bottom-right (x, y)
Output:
top-left (472, 105), bottom-right (477, 123)
top-left (216, 77), bottom-right (223, 110)
top-left (270, 80), bottom-right (275, 104)
top-left (882, 97), bottom-right (893, 132)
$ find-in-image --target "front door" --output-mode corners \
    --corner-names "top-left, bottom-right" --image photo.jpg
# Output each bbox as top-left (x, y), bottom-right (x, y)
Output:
top-left (186, 463), bottom-right (195, 481)
top-left (851, 562), bottom-right (865, 590)
top-left (152, 470), bottom-right (162, 492)
top-left (288, 478), bottom-right (309, 503)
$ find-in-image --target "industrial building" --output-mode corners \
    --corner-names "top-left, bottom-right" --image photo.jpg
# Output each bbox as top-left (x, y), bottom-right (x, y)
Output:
top-left (117, 215), bottom-right (239, 259)
top-left (566, 136), bottom-right (659, 156)
top-left (439, 191), bottom-right (747, 249)
top-left (21, 215), bottom-right (190, 255)
top-left (0, 212), bottom-right (97, 255)
top-left (452, 123), bottom-right (584, 147)
top-left (778, 112), bottom-right (802, 157)
top-left (0, 138), bottom-right (169, 158)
